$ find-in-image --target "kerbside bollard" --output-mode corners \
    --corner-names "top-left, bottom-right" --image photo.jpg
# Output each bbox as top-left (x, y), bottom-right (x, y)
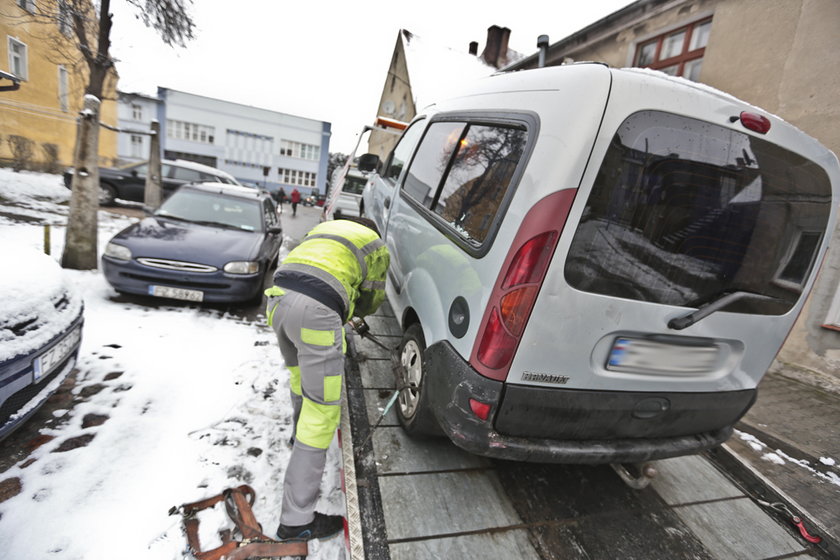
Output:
top-left (44, 224), bottom-right (51, 255)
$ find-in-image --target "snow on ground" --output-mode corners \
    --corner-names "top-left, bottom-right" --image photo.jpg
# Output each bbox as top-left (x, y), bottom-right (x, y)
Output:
top-left (0, 168), bottom-right (345, 559)
top-left (735, 430), bottom-right (840, 487)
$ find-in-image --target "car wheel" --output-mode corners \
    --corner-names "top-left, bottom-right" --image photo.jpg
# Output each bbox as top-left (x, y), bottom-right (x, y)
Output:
top-left (396, 323), bottom-right (442, 437)
top-left (99, 183), bottom-right (117, 206)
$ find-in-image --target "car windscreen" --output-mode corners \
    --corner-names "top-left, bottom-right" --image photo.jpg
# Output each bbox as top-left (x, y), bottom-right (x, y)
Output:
top-left (156, 188), bottom-right (263, 232)
top-left (342, 175), bottom-right (367, 195)
top-left (565, 110), bottom-right (832, 315)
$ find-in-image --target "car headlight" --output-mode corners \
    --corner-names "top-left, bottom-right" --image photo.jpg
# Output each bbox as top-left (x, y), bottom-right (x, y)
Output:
top-left (224, 261), bottom-right (259, 274)
top-left (104, 242), bottom-right (131, 260)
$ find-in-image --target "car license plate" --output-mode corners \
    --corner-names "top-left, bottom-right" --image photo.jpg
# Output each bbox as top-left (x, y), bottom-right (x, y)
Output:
top-left (33, 325), bottom-right (82, 382)
top-left (149, 285), bottom-right (204, 302)
top-left (607, 337), bottom-right (719, 375)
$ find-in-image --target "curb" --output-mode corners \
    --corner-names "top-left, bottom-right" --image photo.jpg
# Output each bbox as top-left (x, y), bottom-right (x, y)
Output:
top-left (341, 334), bottom-right (391, 560)
top-left (706, 445), bottom-right (839, 559)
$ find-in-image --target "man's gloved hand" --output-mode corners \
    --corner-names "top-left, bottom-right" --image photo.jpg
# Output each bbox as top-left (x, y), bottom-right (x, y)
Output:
top-left (349, 317), bottom-right (370, 337)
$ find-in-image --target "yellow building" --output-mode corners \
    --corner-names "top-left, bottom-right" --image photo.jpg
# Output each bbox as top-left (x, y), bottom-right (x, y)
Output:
top-left (0, 0), bottom-right (117, 170)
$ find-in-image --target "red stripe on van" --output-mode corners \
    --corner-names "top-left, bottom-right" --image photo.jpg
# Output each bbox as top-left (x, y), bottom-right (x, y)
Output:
top-left (471, 189), bottom-right (578, 381)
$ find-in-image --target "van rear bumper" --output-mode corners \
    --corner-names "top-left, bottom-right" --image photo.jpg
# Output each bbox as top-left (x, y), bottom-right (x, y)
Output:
top-left (425, 340), bottom-right (743, 465)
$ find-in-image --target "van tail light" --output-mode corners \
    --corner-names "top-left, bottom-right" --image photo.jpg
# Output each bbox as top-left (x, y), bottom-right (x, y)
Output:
top-left (469, 399), bottom-right (492, 421)
top-left (738, 112), bottom-right (771, 134)
top-left (471, 190), bottom-right (577, 381)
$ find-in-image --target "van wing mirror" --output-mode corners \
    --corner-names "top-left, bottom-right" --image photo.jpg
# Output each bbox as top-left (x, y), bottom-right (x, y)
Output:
top-left (358, 153), bottom-right (381, 173)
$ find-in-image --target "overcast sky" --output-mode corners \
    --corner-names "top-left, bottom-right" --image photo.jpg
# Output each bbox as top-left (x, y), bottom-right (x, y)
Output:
top-left (111, 0), bottom-right (632, 154)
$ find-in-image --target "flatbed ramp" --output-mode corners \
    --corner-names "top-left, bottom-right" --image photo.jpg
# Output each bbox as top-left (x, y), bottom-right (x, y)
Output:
top-left (340, 303), bottom-right (829, 560)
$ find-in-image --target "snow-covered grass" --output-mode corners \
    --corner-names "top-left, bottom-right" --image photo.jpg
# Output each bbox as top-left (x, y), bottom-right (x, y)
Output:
top-left (0, 168), bottom-right (344, 559)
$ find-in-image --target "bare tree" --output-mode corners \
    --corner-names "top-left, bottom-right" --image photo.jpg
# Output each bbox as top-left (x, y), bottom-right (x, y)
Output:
top-left (16, 0), bottom-right (195, 269)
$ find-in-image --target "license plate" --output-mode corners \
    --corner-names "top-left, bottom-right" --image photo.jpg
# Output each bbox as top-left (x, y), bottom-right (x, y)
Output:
top-left (149, 285), bottom-right (204, 302)
top-left (607, 337), bottom-right (719, 375)
top-left (33, 325), bottom-right (82, 382)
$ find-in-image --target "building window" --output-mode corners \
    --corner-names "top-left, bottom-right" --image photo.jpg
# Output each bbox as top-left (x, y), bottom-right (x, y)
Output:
top-left (278, 167), bottom-right (316, 187)
top-left (167, 119), bottom-right (215, 144)
top-left (131, 104), bottom-right (143, 121)
top-left (57, 1), bottom-right (72, 36)
top-left (634, 18), bottom-right (712, 81)
top-left (8, 37), bottom-right (28, 80)
top-left (130, 135), bottom-right (143, 158)
top-left (58, 65), bottom-right (69, 112)
top-left (279, 139), bottom-right (320, 161)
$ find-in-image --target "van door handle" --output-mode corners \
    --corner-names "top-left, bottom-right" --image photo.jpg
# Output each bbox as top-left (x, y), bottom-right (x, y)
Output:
top-left (384, 196), bottom-right (391, 209)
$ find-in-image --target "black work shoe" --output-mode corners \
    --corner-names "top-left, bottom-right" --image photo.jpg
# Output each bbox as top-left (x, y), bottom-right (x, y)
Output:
top-left (276, 512), bottom-right (344, 541)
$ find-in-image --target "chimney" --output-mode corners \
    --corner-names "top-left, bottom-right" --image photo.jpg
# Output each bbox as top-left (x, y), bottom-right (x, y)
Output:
top-left (468, 41), bottom-right (479, 56)
top-left (497, 27), bottom-right (511, 67)
top-left (481, 25), bottom-right (512, 69)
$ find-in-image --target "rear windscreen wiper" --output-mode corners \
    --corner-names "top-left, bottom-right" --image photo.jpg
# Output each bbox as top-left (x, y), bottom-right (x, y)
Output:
top-left (668, 291), bottom-right (784, 330)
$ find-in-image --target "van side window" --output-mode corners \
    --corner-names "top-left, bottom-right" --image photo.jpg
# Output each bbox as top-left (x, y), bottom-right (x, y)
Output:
top-left (403, 122), bottom-right (466, 208)
top-left (433, 125), bottom-right (527, 243)
top-left (384, 120), bottom-right (425, 182)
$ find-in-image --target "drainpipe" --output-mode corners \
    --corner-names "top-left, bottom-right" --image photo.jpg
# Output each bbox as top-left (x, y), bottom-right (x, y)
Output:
top-left (537, 35), bottom-right (549, 68)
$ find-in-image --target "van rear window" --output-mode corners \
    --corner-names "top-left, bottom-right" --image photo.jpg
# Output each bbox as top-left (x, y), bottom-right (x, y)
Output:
top-left (565, 110), bottom-right (832, 315)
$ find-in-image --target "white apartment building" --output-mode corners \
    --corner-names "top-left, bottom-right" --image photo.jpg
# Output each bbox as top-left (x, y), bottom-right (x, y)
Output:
top-left (116, 91), bottom-right (161, 164)
top-left (116, 88), bottom-right (331, 195)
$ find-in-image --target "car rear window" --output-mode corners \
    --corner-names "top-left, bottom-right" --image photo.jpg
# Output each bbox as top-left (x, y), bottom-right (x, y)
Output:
top-left (342, 175), bottom-right (367, 195)
top-left (565, 110), bottom-right (832, 315)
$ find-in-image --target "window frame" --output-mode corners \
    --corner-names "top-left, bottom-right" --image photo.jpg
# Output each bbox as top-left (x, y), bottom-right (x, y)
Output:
top-left (8, 37), bottom-right (28, 81)
top-left (396, 110), bottom-right (538, 258)
top-left (57, 64), bottom-right (68, 111)
top-left (633, 17), bottom-right (712, 80)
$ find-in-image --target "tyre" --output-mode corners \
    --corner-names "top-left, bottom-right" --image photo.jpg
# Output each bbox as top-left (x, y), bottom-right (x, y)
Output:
top-left (99, 182), bottom-right (117, 206)
top-left (396, 323), bottom-right (442, 437)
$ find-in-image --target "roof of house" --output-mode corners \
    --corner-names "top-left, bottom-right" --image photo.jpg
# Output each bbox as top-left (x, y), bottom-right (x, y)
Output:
top-left (399, 30), bottom-right (498, 113)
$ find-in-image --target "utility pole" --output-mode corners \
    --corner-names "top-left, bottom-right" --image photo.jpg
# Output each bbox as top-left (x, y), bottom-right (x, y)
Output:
top-left (144, 120), bottom-right (162, 208)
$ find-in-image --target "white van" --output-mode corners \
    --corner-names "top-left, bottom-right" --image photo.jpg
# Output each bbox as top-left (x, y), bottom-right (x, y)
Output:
top-left (359, 63), bottom-right (839, 464)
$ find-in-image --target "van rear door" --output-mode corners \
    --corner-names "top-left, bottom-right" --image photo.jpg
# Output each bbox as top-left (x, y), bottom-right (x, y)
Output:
top-left (500, 70), bottom-right (837, 440)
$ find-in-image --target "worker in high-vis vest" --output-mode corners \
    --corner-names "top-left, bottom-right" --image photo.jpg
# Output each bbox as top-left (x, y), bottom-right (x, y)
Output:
top-left (265, 216), bottom-right (389, 542)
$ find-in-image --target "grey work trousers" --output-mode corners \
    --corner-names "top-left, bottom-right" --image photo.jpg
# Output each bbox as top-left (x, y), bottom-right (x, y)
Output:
top-left (267, 288), bottom-right (345, 526)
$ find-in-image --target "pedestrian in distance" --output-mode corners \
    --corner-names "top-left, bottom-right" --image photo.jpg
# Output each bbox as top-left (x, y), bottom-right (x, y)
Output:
top-left (264, 216), bottom-right (390, 542)
top-left (290, 188), bottom-right (301, 217)
top-left (278, 187), bottom-right (286, 205)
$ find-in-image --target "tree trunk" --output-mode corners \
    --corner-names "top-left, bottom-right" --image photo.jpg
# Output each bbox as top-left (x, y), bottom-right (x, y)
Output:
top-left (61, 95), bottom-right (101, 270)
top-left (144, 120), bottom-right (163, 208)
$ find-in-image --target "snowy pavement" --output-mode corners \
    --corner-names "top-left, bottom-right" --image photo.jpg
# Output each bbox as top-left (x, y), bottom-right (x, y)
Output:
top-left (0, 169), bottom-right (344, 559)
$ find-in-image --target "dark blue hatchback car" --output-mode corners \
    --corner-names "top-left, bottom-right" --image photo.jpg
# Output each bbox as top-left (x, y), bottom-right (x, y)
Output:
top-left (102, 183), bottom-right (283, 303)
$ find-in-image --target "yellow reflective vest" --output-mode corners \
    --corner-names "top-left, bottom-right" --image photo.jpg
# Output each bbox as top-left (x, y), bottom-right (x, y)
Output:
top-left (268, 220), bottom-right (390, 320)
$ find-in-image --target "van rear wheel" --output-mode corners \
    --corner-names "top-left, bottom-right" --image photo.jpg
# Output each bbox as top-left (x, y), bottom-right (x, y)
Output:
top-left (396, 323), bottom-right (442, 437)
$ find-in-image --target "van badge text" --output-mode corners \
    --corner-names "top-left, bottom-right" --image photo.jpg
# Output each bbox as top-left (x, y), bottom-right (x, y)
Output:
top-left (522, 371), bottom-right (570, 384)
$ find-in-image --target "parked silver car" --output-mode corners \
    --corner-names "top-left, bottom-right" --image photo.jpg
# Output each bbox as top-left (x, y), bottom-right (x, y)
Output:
top-left (361, 63), bottom-right (840, 464)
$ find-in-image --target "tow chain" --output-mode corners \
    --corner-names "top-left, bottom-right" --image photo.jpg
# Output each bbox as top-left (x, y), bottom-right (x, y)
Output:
top-left (349, 318), bottom-right (410, 458)
top-left (755, 498), bottom-right (822, 544)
